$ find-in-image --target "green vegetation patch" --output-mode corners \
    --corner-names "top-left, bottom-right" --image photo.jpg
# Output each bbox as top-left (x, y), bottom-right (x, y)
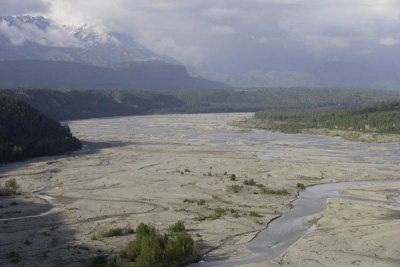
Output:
top-left (252, 101), bottom-right (400, 135)
top-left (211, 208), bottom-right (226, 219)
top-left (249, 211), bottom-right (262, 217)
top-left (0, 96), bottom-right (82, 163)
top-left (260, 187), bottom-right (289, 195)
top-left (125, 222), bottom-right (197, 267)
top-left (91, 222), bottom-right (198, 267)
top-left (229, 209), bottom-right (241, 218)
top-left (194, 207), bottom-right (227, 221)
top-left (243, 179), bottom-right (257, 186)
top-left (228, 184), bottom-right (243, 193)
top-left (89, 255), bottom-right (126, 267)
top-left (0, 179), bottom-right (20, 196)
top-left (168, 221), bottom-right (186, 233)
top-left (100, 227), bottom-right (135, 238)
top-left (296, 183), bottom-right (306, 190)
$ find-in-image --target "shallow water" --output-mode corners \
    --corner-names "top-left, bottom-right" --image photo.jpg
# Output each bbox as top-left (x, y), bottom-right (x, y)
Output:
top-left (69, 113), bottom-right (400, 166)
top-left (0, 194), bottom-right (62, 222)
top-left (188, 179), bottom-right (399, 267)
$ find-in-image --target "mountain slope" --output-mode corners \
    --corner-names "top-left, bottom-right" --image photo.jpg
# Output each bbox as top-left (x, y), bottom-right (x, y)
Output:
top-left (0, 96), bottom-right (82, 162)
top-left (0, 60), bottom-right (225, 89)
top-left (0, 16), bottom-right (224, 89)
top-left (0, 88), bottom-right (186, 120)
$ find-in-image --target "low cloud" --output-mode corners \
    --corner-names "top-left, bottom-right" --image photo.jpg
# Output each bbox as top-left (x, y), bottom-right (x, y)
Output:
top-left (151, 37), bottom-right (204, 66)
top-left (0, 20), bottom-right (81, 47)
top-left (2, 0), bottom-right (400, 75)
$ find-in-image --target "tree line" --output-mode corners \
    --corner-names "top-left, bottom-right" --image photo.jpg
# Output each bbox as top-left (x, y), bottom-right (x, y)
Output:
top-left (1, 87), bottom-right (400, 121)
top-left (254, 101), bottom-right (400, 134)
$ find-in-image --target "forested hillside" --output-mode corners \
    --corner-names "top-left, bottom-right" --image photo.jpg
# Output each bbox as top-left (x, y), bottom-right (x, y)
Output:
top-left (164, 88), bottom-right (400, 113)
top-left (0, 89), bottom-right (185, 120)
top-left (253, 101), bottom-right (400, 134)
top-left (0, 97), bottom-right (82, 163)
top-left (1, 87), bottom-right (399, 121)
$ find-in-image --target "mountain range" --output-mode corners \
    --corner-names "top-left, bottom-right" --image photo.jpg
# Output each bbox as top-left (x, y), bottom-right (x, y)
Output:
top-left (1, 16), bottom-right (398, 90)
top-left (201, 61), bottom-right (400, 90)
top-left (0, 16), bottom-right (224, 89)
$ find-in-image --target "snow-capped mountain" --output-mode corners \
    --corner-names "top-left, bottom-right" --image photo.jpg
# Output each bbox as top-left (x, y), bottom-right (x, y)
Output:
top-left (0, 15), bottom-right (176, 65)
top-left (64, 24), bottom-right (114, 45)
top-left (0, 16), bottom-right (225, 89)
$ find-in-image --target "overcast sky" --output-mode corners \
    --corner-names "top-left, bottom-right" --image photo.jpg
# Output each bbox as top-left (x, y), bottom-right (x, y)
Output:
top-left (1, 0), bottom-right (400, 75)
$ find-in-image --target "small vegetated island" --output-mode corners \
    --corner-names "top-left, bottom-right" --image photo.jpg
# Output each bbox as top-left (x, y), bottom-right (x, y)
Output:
top-left (0, 96), bottom-right (82, 163)
top-left (91, 222), bottom-right (198, 267)
top-left (240, 101), bottom-right (400, 142)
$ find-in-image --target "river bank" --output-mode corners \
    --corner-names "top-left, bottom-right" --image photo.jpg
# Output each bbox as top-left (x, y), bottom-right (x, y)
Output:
top-left (190, 179), bottom-right (400, 267)
top-left (1, 113), bottom-right (399, 266)
top-left (267, 180), bottom-right (400, 267)
top-left (233, 118), bottom-right (400, 144)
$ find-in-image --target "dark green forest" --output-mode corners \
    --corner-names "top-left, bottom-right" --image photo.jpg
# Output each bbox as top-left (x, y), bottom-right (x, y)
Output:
top-left (163, 87), bottom-right (400, 113)
top-left (0, 96), bottom-right (82, 163)
top-left (253, 101), bottom-right (400, 134)
top-left (1, 87), bottom-right (399, 121)
top-left (0, 88), bottom-right (186, 121)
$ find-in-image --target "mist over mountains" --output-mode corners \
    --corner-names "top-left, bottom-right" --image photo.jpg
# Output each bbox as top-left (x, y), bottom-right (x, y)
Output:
top-left (0, 15), bottom-right (175, 65)
top-left (0, 16), bottom-right (224, 89)
top-left (0, 15), bottom-right (399, 90)
top-left (201, 60), bottom-right (400, 90)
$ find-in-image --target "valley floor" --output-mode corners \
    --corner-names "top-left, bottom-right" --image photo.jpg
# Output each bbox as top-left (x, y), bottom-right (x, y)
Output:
top-left (0, 113), bottom-right (399, 266)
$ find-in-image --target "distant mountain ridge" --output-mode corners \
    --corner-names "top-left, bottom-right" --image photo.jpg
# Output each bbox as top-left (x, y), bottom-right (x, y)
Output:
top-left (0, 16), bottom-right (224, 89)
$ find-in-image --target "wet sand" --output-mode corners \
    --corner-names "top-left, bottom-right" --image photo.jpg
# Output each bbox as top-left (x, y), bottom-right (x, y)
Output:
top-left (0, 113), bottom-right (399, 266)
